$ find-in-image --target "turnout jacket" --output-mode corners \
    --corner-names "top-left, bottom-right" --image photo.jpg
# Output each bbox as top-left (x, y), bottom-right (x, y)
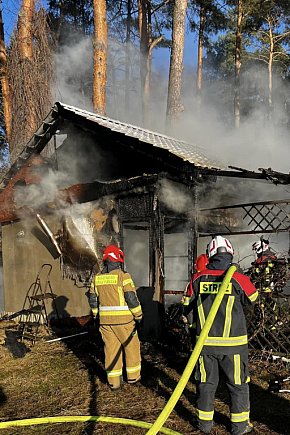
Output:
top-left (89, 267), bottom-right (143, 325)
top-left (185, 254), bottom-right (258, 355)
top-left (255, 249), bottom-right (277, 264)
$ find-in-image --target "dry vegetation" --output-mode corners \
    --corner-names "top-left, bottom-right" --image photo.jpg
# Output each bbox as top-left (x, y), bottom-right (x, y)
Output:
top-left (7, 7), bottom-right (54, 162)
top-left (0, 321), bottom-right (289, 435)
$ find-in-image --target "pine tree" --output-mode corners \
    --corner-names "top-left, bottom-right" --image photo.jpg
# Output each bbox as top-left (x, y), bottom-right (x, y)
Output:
top-left (166, 0), bottom-right (188, 134)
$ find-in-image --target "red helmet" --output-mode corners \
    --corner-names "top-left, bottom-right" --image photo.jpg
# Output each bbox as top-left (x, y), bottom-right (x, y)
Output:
top-left (194, 253), bottom-right (209, 273)
top-left (103, 245), bottom-right (124, 263)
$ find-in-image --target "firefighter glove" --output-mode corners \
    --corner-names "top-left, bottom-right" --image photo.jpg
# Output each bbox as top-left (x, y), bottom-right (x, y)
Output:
top-left (135, 316), bottom-right (143, 324)
top-left (135, 317), bottom-right (144, 330)
top-left (91, 308), bottom-right (98, 319)
top-left (182, 315), bottom-right (188, 324)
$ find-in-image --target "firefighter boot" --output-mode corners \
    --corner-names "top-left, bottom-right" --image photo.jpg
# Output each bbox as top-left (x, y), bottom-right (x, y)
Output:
top-left (109, 375), bottom-right (123, 391)
top-left (232, 422), bottom-right (253, 435)
top-left (240, 423), bottom-right (253, 434)
top-left (128, 375), bottom-right (141, 384)
top-left (193, 418), bottom-right (213, 434)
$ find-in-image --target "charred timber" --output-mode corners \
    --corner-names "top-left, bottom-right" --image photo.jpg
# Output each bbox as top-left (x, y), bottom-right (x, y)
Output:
top-left (0, 174), bottom-right (159, 223)
top-left (198, 166), bottom-right (267, 180)
top-left (57, 175), bottom-right (159, 205)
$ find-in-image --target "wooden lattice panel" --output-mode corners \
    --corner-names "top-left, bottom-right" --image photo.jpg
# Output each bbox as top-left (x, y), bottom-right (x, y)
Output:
top-left (200, 199), bottom-right (290, 235)
top-left (242, 201), bottom-right (290, 232)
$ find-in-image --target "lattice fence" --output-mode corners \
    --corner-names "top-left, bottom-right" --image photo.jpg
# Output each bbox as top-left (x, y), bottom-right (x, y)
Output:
top-left (246, 294), bottom-right (290, 355)
top-left (245, 259), bottom-right (290, 356)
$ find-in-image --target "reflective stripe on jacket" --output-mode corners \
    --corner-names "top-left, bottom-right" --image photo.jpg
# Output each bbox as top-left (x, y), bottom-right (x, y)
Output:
top-left (89, 269), bottom-right (143, 325)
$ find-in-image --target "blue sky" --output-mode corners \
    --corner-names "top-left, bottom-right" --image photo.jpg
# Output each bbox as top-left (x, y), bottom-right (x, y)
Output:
top-left (1, 0), bottom-right (22, 42)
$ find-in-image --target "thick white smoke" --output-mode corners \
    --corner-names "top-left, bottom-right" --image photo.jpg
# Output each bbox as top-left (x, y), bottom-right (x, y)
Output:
top-left (44, 28), bottom-right (290, 286)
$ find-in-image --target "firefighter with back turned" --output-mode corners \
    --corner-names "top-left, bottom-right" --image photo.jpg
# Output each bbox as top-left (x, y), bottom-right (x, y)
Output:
top-left (88, 244), bottom-right (143, 390)
top-left (185, 236), bottom-right (258, 435)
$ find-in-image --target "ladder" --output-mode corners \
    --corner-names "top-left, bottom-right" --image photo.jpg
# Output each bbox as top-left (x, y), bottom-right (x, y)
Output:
top-left (18, 264), bottom-right (59, 345)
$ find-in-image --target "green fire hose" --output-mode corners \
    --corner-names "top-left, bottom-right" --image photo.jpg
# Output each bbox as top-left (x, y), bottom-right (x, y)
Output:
top-left (146, 265), bottom-right (237, 435)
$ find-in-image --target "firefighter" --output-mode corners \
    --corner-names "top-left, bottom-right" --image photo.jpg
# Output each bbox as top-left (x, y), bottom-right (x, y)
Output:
top-left (182, 253), bottom-right (209, 307)
top-left (251, 239), bottom-right (277, 292)
top-left (181, 253), bottom-right (209, 339)
top-left (252, 239), bottom-right (276, 264)
top-left (185, 235), bottom-right (258, 435)
top-left (89, 244), bottom-right (143, 390)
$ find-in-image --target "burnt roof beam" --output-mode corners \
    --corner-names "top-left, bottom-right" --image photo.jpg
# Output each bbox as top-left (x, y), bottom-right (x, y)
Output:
top-left (197, 166), bottom-right (267, 181)
top-left (57, 174), bottom-right (159, 206)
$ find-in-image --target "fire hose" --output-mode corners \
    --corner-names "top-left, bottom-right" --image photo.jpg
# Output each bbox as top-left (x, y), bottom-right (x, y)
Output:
top-left (0, 266), bottom-right (236, 434)
top-left (0, 416), bottom-right (181, 434)
top-left (146, 265), bottom-right (237, 435)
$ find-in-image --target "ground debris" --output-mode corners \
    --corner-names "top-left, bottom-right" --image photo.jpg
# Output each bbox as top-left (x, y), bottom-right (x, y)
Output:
top-left (0, 326), bottom-right (289, 434)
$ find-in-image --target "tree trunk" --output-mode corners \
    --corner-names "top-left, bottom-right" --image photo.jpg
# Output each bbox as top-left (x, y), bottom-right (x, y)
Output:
top-left (138, 0), bottom-right (163, 128)
top-left (143, 1), bottom-right (152, 127)
top-left (125, 0), bottom-right (132, 109)
top-left (196, 3), bottom-right (205, 108)
top-left (18, 0), bottom-right (37, 135)
top-left (166, 0), bottom-right (188, 134)
top-left (144, 35), bottom-right (163, 128)
top-left (267, 17), bottom-right (273, 121)
top-left (0, 10), bottom-right (12, 147)
top-left (56, 1), bottom-right (65, 43)
top-left (18, 0), bottom-right (34, 60)
top-left (234, 0), bottom-right (242, 129)
top-left (138, 0), bottom-right (149, 125)
top-left (92, 0), bottom-right (107, 115)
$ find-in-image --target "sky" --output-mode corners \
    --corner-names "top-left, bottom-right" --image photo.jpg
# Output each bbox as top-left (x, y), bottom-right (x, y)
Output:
top-left (1, 0), bottom-right (22, 42)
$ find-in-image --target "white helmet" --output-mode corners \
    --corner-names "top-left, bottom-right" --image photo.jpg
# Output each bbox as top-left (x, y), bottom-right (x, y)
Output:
top-left (207, 236), bottom-right (234, 258)
top-left (252, 240), bottom-right (269, 255)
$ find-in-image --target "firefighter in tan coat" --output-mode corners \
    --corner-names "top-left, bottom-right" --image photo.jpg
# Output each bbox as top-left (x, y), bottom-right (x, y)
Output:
top-left (89, 244), bottom-right (143, 390)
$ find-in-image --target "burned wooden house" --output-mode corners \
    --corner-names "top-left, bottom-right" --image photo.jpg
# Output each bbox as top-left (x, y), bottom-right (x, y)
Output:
top-left (0, 102), bottom-right (290, 353)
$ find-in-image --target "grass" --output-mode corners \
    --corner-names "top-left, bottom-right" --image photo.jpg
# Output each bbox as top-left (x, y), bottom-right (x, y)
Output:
top-left (0, 321), bottom-right (289, 435)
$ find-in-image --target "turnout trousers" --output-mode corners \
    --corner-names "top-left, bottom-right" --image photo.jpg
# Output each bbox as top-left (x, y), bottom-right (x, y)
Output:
top-left (195, 351), bottom-right (250, 435)
top-left (100, 321), bottom-right (141, 389)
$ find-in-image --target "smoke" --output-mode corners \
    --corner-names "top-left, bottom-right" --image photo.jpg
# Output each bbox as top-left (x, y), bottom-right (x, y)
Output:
top-left (14, 172), bottom-right (104, 262)
top-left (14, 169), bottom-right (72, 211)
top-left (53, 37), bottom-right (94, 110)
top-left (123, 230), bottom-right (149, 287)
top-left (158, 179), bottom-right (194, 214)
top-left (53, 36), bottom-right (144, 126)
top-left (49, 30), bottom-right (290, 282)
top-left (52, 32), bottom-right (290, 176)
top-left (65, 203), bottom-right (98, 259)
top-left (180, 64), bottom-right (289, 173)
